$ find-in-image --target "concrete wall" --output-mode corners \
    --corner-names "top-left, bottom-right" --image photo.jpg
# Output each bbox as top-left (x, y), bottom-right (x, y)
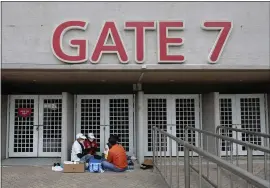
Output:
top-left (201, 92), bottom-right (219, 154)
top-left (2, 2), bottom-right (269, 70)
top-left (61, 92), bottom-right (74, 162)
top-left (1, 95), bottom-right (8, 160)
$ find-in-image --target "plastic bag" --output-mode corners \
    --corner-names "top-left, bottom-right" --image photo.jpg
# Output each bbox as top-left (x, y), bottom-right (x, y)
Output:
top-left (104, 144), bottom-right (109, 159)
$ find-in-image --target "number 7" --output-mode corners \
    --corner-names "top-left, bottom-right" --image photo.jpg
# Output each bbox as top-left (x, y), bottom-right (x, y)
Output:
top-left (202, 21), bottom-right (233, 64)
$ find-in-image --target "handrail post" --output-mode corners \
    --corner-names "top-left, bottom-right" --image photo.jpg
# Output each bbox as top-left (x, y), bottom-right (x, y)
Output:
top-left (263, 137), bottom-right (267, 180)
top-left (247, 146), bottom-right (253, 188)
top-left (184, 147), bottom-right (190, 188)
top-left (236, 127), bottom-right (239, 166)
top-left (159, 131), bottom-right (162, 168)
top-left (169, 137), bottom-right (172, 187)
top-left (153, 127), bottom-right (156, 169)
top-left (247, 146), bottom-right (253, 173)
top-left (216, 128), bottom-right (221, 157)
top-left (163, 133), bottom-right (166, 177)
top-left (176, 142), bottom-right (179, 188)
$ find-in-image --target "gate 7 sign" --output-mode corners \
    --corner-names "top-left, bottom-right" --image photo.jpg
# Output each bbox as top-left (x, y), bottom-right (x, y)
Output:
top-left (51, 20), bottom-right (233, 64)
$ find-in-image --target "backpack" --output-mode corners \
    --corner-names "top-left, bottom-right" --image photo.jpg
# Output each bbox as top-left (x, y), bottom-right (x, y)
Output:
top-left (88, 156), bottom-right (103, 173)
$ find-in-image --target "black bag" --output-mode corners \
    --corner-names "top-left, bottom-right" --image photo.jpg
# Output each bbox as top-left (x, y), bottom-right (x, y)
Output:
top-left (94, 155), bottom-right (102, 160)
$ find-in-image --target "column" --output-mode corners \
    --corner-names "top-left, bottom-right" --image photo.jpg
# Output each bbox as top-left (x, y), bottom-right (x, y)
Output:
top-left (61, 92), bottom-right (74, 162)
top-left (267, 94), bottom-right (270, 135)
top-left (1, 95), bottom-right (8, 160)
top-left (201, 92), bottom-right (219, 155)
top-left (136, 88), bottom-right (145, 164)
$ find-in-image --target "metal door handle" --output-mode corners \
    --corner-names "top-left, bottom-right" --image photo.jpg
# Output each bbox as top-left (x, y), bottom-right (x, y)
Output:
top-left (33, 125), bottom-right (43, 131)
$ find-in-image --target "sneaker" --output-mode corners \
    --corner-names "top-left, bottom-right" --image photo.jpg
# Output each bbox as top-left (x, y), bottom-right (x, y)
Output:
top-left (54, 166), bottom-right (63, 172)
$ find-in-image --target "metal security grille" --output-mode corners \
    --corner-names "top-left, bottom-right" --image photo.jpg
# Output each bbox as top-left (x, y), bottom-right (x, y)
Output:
top-left (9, 95), bottom-right (62, 157)
top-left (147, 98), bottom-right (167, 152)
top-left (145, 95), bottom-right (200, 156)
top-left (175, 98), bottom-right (196, 151)
top-left (80, 99), bottom-right (101, 152)
top-left (13, 99), bottom-right (35, 153)
top-left (219, 94), bottom-right (266, 156)
top-left (109, 99), bottom-right (130, 152)
top-left (240, 97), bottom-right (262, 150)
top-left (42, 99), bottom-right (62, 153)
top-left (219, 98), bottom-right (233, 152)
top-left (77, 95), bottom-right (134, 155)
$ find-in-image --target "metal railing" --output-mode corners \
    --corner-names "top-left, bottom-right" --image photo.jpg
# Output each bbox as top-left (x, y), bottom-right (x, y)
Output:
top-left (152, 126), bottom-right (270, 188)
top-left (185, 126), bottom-right (270, 182)
top-left (216, 125), bottom-right (270, 156)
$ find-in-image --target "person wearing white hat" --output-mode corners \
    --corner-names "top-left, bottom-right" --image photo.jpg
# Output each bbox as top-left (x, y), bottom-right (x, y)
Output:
top-left (84, 133), bottom-right (98, 155)
top-left (71, 133), bottom-right (91, 164)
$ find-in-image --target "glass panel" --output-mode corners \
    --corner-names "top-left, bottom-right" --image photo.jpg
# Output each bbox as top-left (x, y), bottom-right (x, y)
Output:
top-left (175, 98), bottom-right (196, 151)
top-left (219, 98), bottom-right (233, 152)
top-left (14, 99), bottom-right (34, 153)
top-left (240, 97), bottom-right (262, 150)
top-left (147, 98), bottom-right (167, 152)
top-left (109, 98), bottom-right (130, 152)
top-left (80, 99), bottom-right (101, 152)
top-left (42, 99), bottom-right (62, 153)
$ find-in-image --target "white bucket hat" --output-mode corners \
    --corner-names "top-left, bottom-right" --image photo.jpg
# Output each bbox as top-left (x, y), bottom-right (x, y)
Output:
top-left (88, 133), bottom-right (95, 139)
top-left (76, 133), bottom-right (86, 140)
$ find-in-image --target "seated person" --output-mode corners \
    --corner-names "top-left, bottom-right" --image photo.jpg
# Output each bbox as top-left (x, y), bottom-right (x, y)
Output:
top-left (112, 134), bottom-right (120, 143)
top-left (71, 133), bottom-right (92, 166)
top-left (101, 136), bottom-right (128, 172)
top-left (84, 133), bottom-right (98, 155)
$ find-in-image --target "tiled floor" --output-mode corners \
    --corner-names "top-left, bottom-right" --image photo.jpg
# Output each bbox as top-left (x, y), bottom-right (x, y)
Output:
top-left (2, 158), bottom-right (61, 166)
top-left (2, 165), bottom-right (168, 188)
top-left (2, 158), bottom-right (269, 188)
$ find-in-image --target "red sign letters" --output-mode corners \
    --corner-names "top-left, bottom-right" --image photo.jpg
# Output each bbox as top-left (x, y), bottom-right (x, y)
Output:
top-left (51, 21), bottom-right (233, 64)
top-left (18, 108), bottom-right (32, 118)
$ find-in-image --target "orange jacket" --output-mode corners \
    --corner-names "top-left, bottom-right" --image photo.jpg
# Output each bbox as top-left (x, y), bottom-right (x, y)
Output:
top-left (107, 144), bottom-right (127, 169)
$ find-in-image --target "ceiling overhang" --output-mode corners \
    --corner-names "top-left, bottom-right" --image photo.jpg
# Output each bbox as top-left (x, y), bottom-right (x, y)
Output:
top-left (2, 69), bottom-right (270, 84)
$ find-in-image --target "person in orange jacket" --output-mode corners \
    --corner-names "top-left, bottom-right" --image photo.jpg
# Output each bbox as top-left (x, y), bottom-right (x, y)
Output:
top-left (84, 133), bottom-right (98, 155)
top-left (101, 136), bottom-right (128, 172)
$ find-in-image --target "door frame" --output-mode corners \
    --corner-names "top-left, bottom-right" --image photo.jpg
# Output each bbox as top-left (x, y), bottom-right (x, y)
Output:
top-left (76, 95), bottom-right (106, 152)
top-left (144, 94), bottom-right (201, 157)
top-left (8, 95), bottom-right (63, 158)
top-left (143, 95), bottom-right (172, 157)
top-left (76, 95), bottom-right (134, 155)
top-left (171, 94), bottom-right (200, 156)
top-left (9, 95), bottom-right (39, 157)
top-left (218, 94), bottom-right (238, 156)
top-left (104, 95), bottom-right (134, 155)
top-left (236, 94), bottom-right (265, 156)
top-left (38, 95), bottom-right (62, 157)
top-left (219, 94), bottom-right (266, 156)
